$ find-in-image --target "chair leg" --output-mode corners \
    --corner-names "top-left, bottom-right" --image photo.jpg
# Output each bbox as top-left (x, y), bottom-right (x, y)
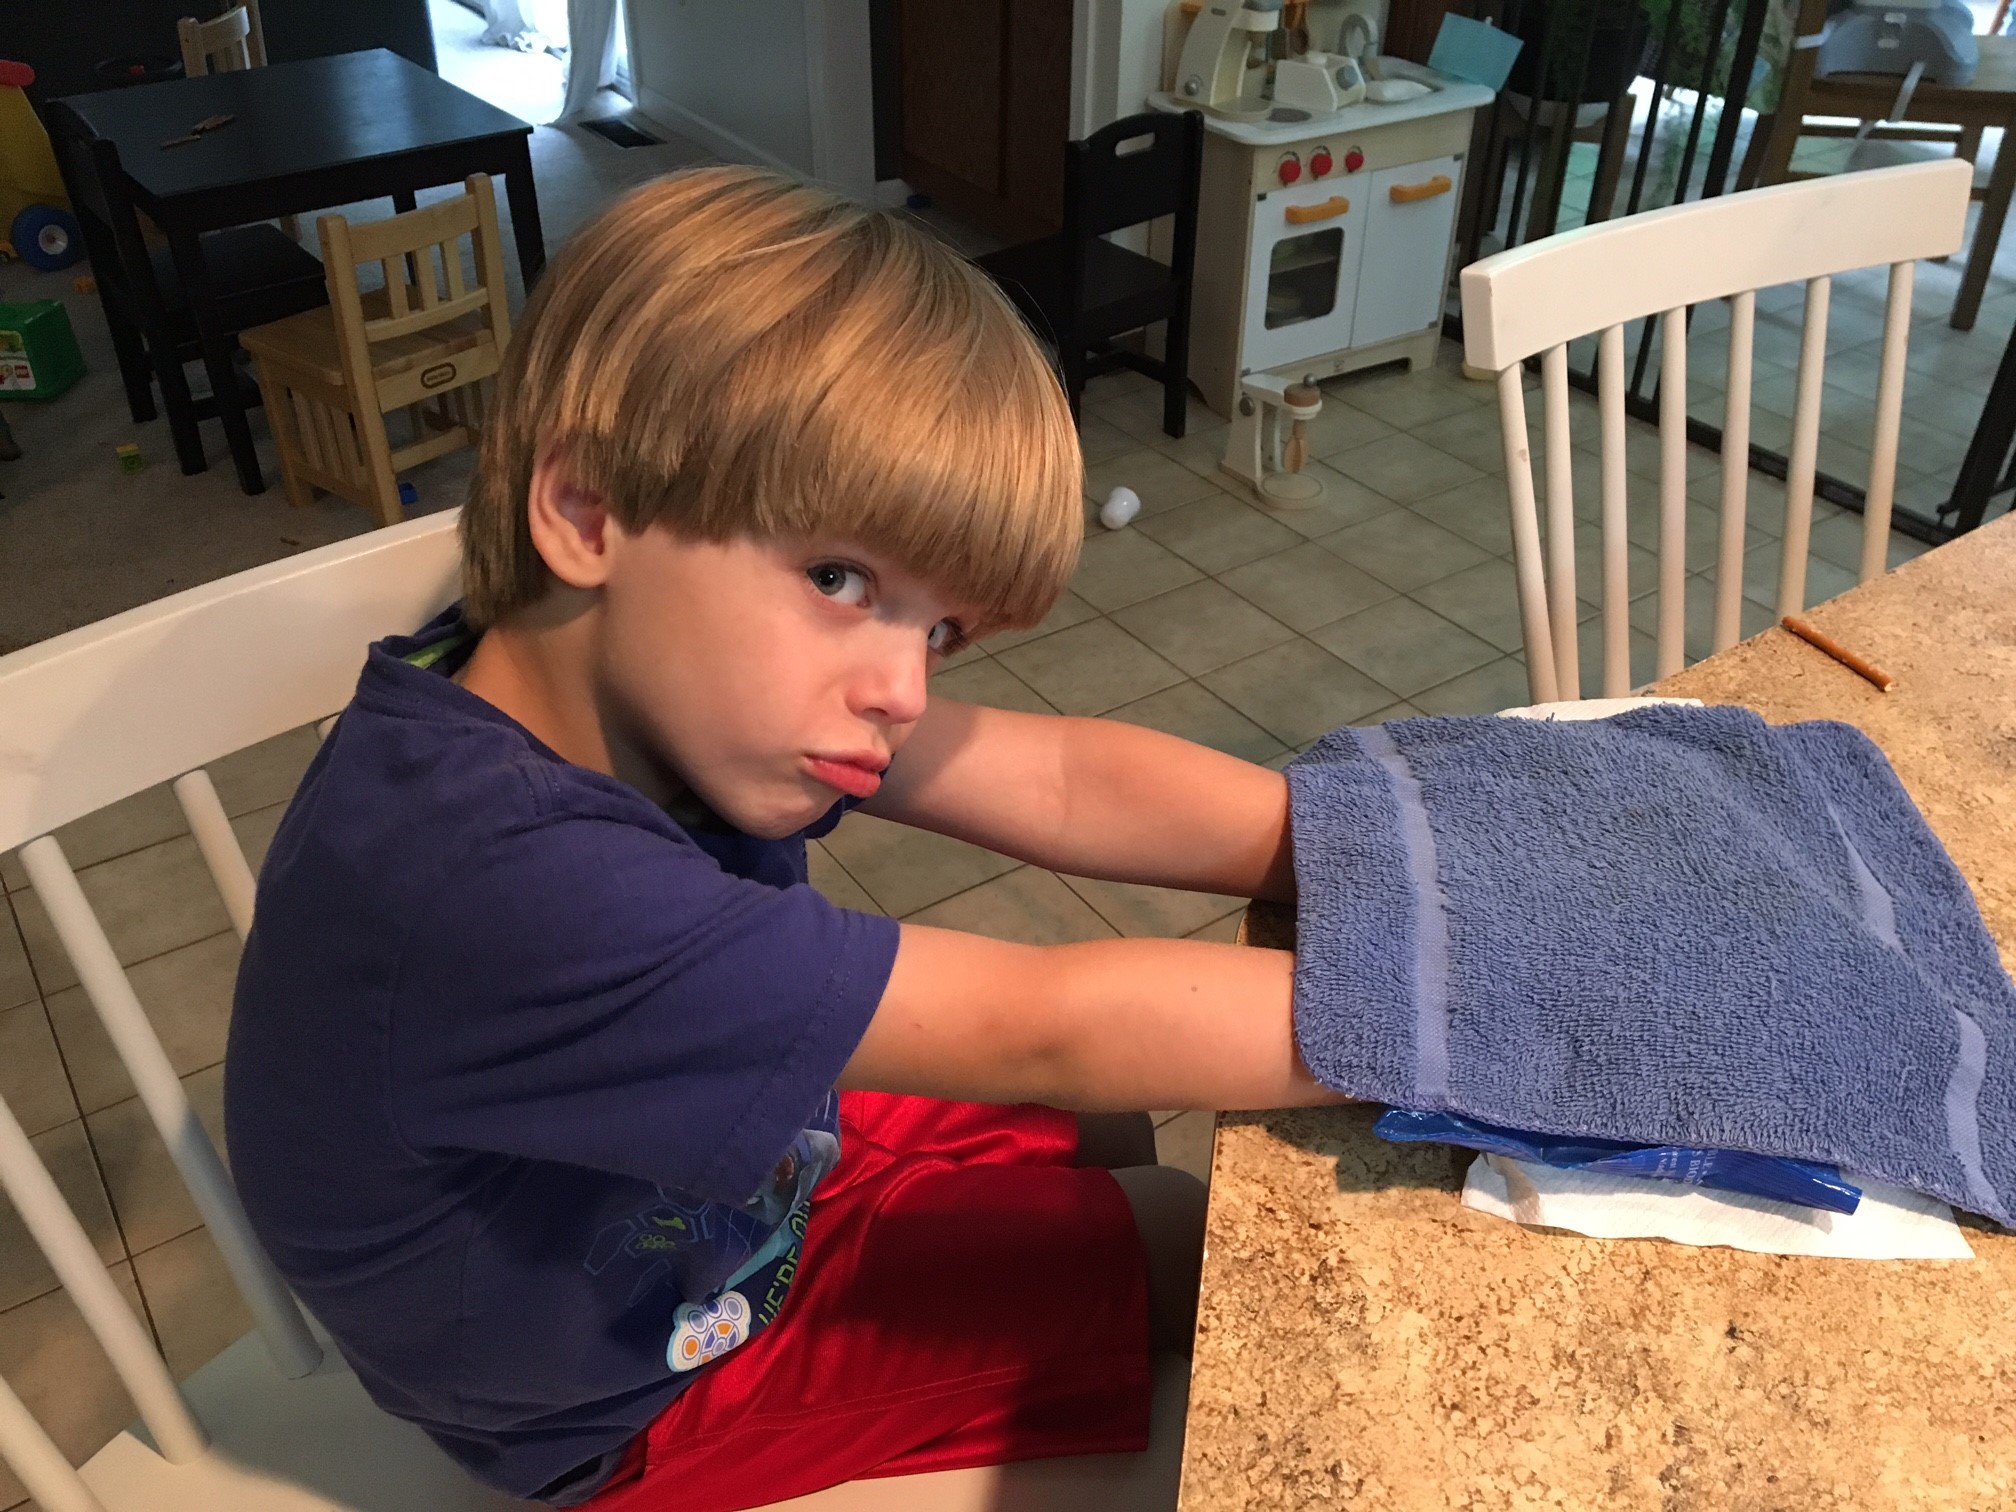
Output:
top-left (1953, 128), bottom-right (2016, 331)
top-left (1753, 107), bottom-right (1802, 189)
top-left (1161, 310), bottom-right (1192, 441)
top-left (152, 348), bottom-right (208, 475)
top-left (1587, 96), bottom-right (1633, 224)
top-left (354, 401), bottom-right (407, 529)
top-left (1059, 336), bottom-right (1087, 430)
top-left (252, 359), bottom-right (315, 511)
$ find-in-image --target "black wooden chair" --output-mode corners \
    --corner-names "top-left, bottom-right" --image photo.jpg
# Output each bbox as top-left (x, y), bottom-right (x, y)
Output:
top-left (978, 109), bottom-right (1204, 438)
top-left (43, 99), bottom-right (329, 476)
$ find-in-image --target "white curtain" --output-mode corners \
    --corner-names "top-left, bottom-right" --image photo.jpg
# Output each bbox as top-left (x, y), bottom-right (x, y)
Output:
top-left (558, 0), bottom-right (623, 120)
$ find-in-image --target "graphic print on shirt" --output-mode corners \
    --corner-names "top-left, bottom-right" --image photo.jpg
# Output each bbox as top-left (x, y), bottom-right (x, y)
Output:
top-left (582, 1094), bottom-right (843, 1370)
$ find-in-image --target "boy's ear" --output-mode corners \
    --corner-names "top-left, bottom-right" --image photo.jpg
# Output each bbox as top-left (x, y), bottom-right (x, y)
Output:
top-left (526, 449), bottom-right (617, 590)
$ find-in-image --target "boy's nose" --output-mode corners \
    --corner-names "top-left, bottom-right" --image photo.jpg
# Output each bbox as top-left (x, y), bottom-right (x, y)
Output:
top-left (854, 645), bottom-right (929, 728)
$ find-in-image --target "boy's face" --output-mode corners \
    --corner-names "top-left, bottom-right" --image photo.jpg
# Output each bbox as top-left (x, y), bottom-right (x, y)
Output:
top-left (597, 523), bottom-right (973, 839)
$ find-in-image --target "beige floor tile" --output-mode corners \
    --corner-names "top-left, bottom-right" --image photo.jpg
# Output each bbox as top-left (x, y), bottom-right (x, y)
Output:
top-left (1096, 384), bottom-right (1223, 445)
top-left (1360, 700), bottom-right (1428, 724)
top-left (904, 867), bottom-right (1118, 944)
top-left (0, 905), bottom-right (37, 1012)
top-left (929, 658), bottom-right (1058, 715)
top-left (936, 638), bottom-right (989, 671)
top-left (132, 1224), bottom-right (254, 1379)
top-left (1058, 875), bottom-right (1244, 939)
top-left (1153, 1109), bottom-right (1214, 1183)
top-left (806, 842), bottom-right (880, 914)
top-left (1077, 414), bottom-right (1139, 465)
top-left (1100, 682), bottom-right (1287, 764)
top-left (1326, 366), bottom-right (1482, 431)
top-left (0, 1120), bottom-right (125, 1314)
top-left (1085, 447), bottom-right (1226, 519)
top-left (1185, 912), bottom-right (1244, 943)
top-left (1201, 640), bottom-right (1395, 747)
top-left (233, 802), bottom-right (288, 874)
top-left (45, 930), bottom-right (238, 1117)
top-left (1408, 474), bottom-right (1516, 556)
top-left (1569, 619), bottom-right (1664, 695)
top-left (1687, 467), bottom-right (1789, 538)
top-left (993, 618), bottom-right (1187, 717)
top-left (820, 812), bottom-right (1020, 918)
top-left (1246, 462), bottom-right (1400, 539)
top-left (88, 1063), bottom-right (227, 1257)
top-left (1806, 509), bottom-right (1928, 575)
top-left (1741, 538), bottom-right (1859, 611)
top-left (1310, 598), bottom-right (1501, 699)
top-left (13, 835), bottom-right (235, 996)
top-left (1407, 404), bottom-right (1517, 474)
top-left (1110, 580), bottom-right (1296, 677)
top-left (1627, 580), bottom-right (1779, 665)
top-left (1328, 432), bottom-right (1485, 506)
top-left (1135, 493), bottom-right (1302, 574)
top-left (1154, 425), bottom-right (1238, 485)
top-left (1067, 530), bottom-right (1203, 612)
top-left (1410, 655), bottom-right (1536, 716)
top-left (1298, 400), bottom-right (1397, 459)
top-left (1318, 509), bottom-right (1493, 593)
top-left (984, 590), bottom-right (1098, 653)
top-left (1, 787), bottom-right (187, 895)
top-left (1409, 558), bottom-right (1541, 654)
top-left (0, 1001), bottom-right (79, 1138)
top-left (1224, 540), bottom-right (1401, 636)
top-left (206, 727), bottom-right (320, 816)
top-left (0, 1263), bottom-right (147, 1509)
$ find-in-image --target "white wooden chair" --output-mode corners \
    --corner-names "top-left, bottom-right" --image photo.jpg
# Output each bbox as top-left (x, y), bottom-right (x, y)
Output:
top-left (0, 513), bottom-right (1186, 1510)
top-left (1459, 158), bottom-right (1973, 704)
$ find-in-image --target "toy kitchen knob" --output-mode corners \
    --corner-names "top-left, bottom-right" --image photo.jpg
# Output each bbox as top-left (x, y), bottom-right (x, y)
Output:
top-left (1310, 148), bottom-right (1333, 176)
top-left (1277, 153), bottom-right (1302, 184)
top-left (1344, 147), bottom-right (1365, 172)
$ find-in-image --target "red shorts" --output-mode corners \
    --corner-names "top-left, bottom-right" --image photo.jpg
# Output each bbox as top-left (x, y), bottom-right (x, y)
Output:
top-left (579, 1092), bottom-right (1153, 1512)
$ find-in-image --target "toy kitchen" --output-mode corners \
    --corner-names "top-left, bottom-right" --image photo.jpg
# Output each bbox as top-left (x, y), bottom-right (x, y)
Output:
top-left (1153, 0), bottom-right (1496, 502)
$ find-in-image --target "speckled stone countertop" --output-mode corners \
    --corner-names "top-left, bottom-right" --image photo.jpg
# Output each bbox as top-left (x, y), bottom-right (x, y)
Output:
top-left (1179, 517), bottom-right (2016, 1510)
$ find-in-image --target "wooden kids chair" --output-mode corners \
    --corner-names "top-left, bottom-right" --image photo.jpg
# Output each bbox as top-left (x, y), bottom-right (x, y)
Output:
top-left (1460, 159), bottom-right (1970, 704)
top-left (240, 175), bottom-right (511, 528)
top-left (0, 511), bottom-right (1188, 1510)
top-left (175, 2), bottom-right (264, 76)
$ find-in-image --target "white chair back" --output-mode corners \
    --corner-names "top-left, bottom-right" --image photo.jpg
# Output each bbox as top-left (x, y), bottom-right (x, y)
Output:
top-left (0, 512), bottom-right (462, 1508)
top-left (1459, 158), bottom-right (1971, 703)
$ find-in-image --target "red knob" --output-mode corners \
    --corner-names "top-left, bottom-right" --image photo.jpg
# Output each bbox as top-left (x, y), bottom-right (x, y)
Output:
top-left (1278, 155), bottom-right (1301, 185)
top-left (1310, 148), bottom-right (1334, 177)
top-left (1344, 147), bottom-right (1365, 172)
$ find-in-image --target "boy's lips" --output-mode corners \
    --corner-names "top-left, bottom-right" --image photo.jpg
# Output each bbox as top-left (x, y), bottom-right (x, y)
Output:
top-left (804, 752), bottom-right (886, 799)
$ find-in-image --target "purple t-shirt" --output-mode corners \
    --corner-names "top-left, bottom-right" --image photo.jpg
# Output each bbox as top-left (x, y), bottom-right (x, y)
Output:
top-left (225, 608), bottom-right (899, 1503)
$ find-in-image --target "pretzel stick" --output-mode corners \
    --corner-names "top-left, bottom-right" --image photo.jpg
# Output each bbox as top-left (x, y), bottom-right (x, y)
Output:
top-left (1781, 615), bottom-right (1895, 693)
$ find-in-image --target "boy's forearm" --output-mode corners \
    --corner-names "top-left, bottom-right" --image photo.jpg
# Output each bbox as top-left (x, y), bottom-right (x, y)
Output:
top-left (843, 925), bottom-right (1347, 1113)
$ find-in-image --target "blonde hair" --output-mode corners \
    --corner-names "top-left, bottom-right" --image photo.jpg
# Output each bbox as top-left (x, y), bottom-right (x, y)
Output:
top-left (460, 165), bottom-right (1083, 633)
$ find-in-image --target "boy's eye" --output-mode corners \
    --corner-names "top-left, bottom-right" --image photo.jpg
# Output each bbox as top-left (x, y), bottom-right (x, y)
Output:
top-left (927, 619), bottom-right (966, 656)
top-left (807, 562), bottom-right (869, 605)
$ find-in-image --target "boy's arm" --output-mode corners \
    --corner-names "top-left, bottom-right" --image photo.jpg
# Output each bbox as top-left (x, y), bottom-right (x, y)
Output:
top-left (863, 699), bottom-right (1296, 901)
top-left (839, 923), bottom-right (1345, 1111)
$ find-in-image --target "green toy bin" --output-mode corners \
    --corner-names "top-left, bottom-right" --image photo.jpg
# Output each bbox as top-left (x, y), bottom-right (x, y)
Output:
top-left (0, 299), bottom-right (85, 400)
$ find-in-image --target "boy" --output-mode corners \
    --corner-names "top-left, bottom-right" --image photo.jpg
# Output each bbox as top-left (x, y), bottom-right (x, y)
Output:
top-left (226, 165), bottom-right (1341, 1511)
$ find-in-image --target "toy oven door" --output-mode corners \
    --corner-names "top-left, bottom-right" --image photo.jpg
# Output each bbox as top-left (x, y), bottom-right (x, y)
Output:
top-left (1242, 176), bottom-right (1366, 374)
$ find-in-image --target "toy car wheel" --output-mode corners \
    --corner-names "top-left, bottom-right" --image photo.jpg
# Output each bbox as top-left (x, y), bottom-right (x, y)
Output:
top-left (10, 205), bottom-right (84, 272)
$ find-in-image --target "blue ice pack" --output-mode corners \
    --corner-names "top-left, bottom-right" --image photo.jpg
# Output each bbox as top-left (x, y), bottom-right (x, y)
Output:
top-left (1374, 1108), bottom-right (1864, 1214)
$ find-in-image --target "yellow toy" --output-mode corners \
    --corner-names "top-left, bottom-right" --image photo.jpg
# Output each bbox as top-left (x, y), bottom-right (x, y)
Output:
top-left (0, 60), bottom-right (84, 271)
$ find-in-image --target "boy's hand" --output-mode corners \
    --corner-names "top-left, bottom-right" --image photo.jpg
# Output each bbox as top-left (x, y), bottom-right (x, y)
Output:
top-left (863, 699), bottom-right (1296, 902)
top-left (839, 924), bottom-right (1345, 1112)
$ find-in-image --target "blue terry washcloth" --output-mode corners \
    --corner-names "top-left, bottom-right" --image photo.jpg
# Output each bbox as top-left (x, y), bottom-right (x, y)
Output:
top-left (1286, 704), bottom-right (2016, 1225)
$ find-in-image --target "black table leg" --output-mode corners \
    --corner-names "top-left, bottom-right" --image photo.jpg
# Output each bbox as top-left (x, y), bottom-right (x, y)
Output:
top-left (393, 188), bottom-right (418, 214)
top-left (167, 225), bottom-right (265, 495)
top-left (1947, 316), bottom-right (2016, 535)
top-left (501, 135), bottom-right (547, 289)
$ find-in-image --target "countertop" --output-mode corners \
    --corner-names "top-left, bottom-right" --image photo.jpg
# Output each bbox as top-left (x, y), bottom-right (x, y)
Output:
top-left (1179, 516), bottom-right (2016, 1509)
top-left (1148, 63), bottom-right (1494, 147)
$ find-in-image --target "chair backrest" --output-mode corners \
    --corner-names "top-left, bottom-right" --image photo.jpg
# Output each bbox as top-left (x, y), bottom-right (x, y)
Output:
top-left (40, 103), bottom-right (166, 323)
top-left (1061, 108), bottom-right (1205, 294)
top-left (1458, 159), bottom-right (1971, 704)
top-left (177, 2), bottom-right (262, 77)
top-left (316, 175), bottom-right (513, 410)
top-left (0, 513), bottom-right (461, 1507)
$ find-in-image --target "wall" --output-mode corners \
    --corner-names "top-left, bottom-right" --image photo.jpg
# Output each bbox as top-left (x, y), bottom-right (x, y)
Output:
top-left (624, 0), bottom-right (875, 202)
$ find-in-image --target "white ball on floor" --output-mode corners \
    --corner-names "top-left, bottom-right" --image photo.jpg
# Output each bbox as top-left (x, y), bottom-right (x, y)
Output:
top-left (1100, 485), bottom-right (1141, 531)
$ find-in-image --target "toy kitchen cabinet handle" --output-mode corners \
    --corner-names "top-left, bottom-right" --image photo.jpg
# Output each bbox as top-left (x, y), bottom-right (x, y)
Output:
top-left (1389, 175), bottom-right (1454, 204)
top-left (1283, 196), bottom-right (1351, 225)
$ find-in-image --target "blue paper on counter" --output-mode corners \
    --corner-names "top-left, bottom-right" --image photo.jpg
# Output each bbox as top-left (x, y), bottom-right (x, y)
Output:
top-left (1374, 1107), bottom-right (1864, 1214)
top-left (1286, 705), bottom-right (2016, 1225)
top-left (1427, 14), bottom-right (1523, 91)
